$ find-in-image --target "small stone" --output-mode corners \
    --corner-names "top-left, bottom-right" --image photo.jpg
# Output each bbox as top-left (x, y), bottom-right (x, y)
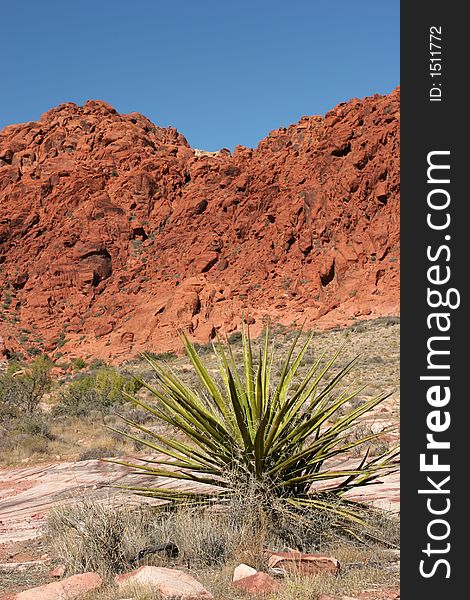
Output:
top-left (232, 563), bottom-right (257, 582)
top-left (375, 181), bottom-right (388, 202)
top-left (266, 550), bottom-right (340, 575)
top-left (232, 572), bottom-right (281, 595)
top-left (49, 565), bottom-right (66, 578)
top-left (217, 257), bottom-right (229, 271)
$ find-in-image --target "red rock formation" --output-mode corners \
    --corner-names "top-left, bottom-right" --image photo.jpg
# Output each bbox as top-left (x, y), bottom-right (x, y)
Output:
top-left (0, 90), bottom-right (399, 362)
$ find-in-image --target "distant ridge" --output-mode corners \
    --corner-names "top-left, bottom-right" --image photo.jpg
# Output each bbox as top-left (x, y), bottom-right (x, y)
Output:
top-left (0, 89), bottom-right (400, 362)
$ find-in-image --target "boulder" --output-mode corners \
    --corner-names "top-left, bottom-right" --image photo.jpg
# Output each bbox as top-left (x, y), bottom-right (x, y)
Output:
top-left (115, 566), bottom-right (213, 599)
top-left (231, 572), bottom-right (281, 595)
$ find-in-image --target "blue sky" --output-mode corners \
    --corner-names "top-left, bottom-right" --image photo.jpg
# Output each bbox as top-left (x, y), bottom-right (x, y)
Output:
top-left (1, 1), bottom-right (399, 151)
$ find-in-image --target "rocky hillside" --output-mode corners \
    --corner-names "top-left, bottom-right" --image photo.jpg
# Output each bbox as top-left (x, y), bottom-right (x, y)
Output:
top-left (0, 89), bottom-right (399, 362)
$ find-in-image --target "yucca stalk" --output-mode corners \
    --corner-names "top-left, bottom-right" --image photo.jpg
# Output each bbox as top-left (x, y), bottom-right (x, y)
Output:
top-left (108, 323), bottom-right (399, 527)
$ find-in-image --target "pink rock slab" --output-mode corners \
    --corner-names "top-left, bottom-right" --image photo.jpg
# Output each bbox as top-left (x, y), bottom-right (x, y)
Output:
top-left (0, 454), bottom-right (399, 546)
top-left (232, 572), bottom-right (281, 595)
top-left (14, 572), bottom-right (102, 600)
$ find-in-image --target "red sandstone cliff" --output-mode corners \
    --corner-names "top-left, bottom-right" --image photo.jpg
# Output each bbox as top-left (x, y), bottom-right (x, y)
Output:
top-left (0, 89), bottom-right (399, 362)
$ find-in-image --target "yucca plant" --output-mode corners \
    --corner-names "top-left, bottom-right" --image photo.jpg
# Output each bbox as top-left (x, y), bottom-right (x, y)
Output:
top-left (108, 324), bottom-right (398, 530)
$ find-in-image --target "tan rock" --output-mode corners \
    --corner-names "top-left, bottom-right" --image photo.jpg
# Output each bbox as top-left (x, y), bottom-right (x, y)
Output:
top-left (115, 566), bottom-right (213, 599)
top-left (48, 565), bottom-right (66, 578)
top-left (266, 550), bottom-right (340, 575)
top-left (232, 563), bottom-right (258, 581)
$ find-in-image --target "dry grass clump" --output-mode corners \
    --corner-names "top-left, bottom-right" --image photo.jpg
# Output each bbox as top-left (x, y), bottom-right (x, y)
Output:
top-left (46, 487), bottom-right (399, 577)
top-left (46, 497), bottom-right (159, 577)
top-left (46, 489), bottom-right (270, 577)
top-left (47, 482), bottom-right (346, 576)
top-left (46, 488), bottom-right (399, 599)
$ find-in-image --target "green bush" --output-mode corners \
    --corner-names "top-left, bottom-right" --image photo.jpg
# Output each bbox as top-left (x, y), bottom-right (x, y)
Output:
top-left (14, 414), bottom-right (53, 439)
top-left (0, 356), bottom-right (52, 418)
top-left (142, 351), bottom-right (177, 363)
top-left (72, 357), bottom-right (87, 371)
top-left (54, 367), bottom-right (141, 417)
top-left (2, 293), bottom-right (12, 309)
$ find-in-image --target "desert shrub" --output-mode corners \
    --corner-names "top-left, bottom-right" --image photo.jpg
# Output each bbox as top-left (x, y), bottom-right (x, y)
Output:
top-left (0, 356), bottom-right (52, 418)
top-left (47, 498), bottom-right (156, 575)
top-left (0, 358), bottom-right (54, 461)
top-left (47, 495), bottom-right (272, 575)
top-left (142, 351), bottom-right (177, 363)
top-left (89, 358), bottom-right (106, 369)
top-left (53, 376), bottom-right (98, 416)
top-left (26, 345), bottom-right (43, 357)
top-left (227, 331), bottom-right (243, 344)
top-left (54, 367), bottom-right (141, 417)
top-left (192, 341), bottom-right (214, 355)
top-left (14, 432), bottom-right (50, 455)
top-left (72, 357), bottom-right (87, 371)
top-left (117, 404), bottom-right (151, 425)
top-left (78, 446), bottom-right (117, 461)
top-left (13, 413), bottom-right (53, 439)
top-left (2, 292), bottom-right (12, 308)
top-left (0, 426), bottom-right (14, 453)
top-left (110, 323), bottom-right (399, 538)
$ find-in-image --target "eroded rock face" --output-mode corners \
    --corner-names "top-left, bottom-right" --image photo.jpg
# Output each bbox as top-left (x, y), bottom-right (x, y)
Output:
top-left (0, 91), bottom-right (400, 361)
